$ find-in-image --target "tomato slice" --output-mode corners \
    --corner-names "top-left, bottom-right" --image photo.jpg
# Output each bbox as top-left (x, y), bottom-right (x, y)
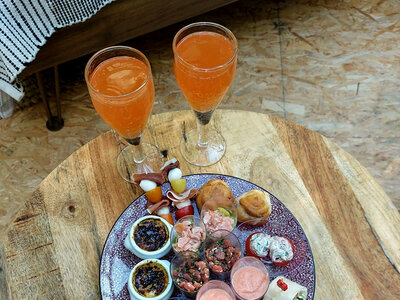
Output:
top-left (271, 237), bottom-right (295, 266)
top-left (245, 232), bottom-right (266, 258)
top-left (211, 265), bottom-right (223, 272)
top-left (175, 205), bottom-right (194, 220)
top-left (145, 186), bottom-right (162, 203)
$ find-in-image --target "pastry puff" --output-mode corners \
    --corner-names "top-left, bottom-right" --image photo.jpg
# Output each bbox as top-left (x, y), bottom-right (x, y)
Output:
top-left (196, 179), bottom-right (234, 210)
top-left (236, 190), bottom-right (271, 225)
top-left (264, 276), bottom-right (307, 300)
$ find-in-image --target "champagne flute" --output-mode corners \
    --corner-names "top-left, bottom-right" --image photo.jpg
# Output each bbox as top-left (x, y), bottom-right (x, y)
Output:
top-left (173, 22), bottom-right (238, 166)
top-left (85, 46), bottom-right (162, 182)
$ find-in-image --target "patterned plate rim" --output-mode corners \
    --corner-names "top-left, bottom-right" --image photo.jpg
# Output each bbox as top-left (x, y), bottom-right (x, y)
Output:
top-left (99, 173), bottom-right (316, 299)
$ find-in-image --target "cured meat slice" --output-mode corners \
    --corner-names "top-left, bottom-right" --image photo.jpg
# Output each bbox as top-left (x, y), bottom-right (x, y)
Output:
top-left (160, 158), bottom-right (180, 180)
top-left (133, 173), bottom-right (165, 185)
top-left (166, 189), bottom-right (199, 204)
top-left (147, 199), bottom-right (170, 214)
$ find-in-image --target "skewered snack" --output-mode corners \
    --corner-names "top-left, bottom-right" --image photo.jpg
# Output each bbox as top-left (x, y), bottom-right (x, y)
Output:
top-left (133, 173), bottom-right (165, 204)
top-left (161, 158), bottom-right (186, 193)
top-left (147, 199), bottom-right (174, 225)
top-left (162, 158), bottom-right (199, 220)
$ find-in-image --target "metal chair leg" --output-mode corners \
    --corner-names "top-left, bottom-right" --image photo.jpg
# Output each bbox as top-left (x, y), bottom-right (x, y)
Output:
top-left (54, 65), bottom-right (63, 125)
top-left (35, 65), bottom-right (64, 131)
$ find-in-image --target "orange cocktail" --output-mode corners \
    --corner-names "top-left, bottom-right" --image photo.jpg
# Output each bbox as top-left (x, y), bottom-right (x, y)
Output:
top-left (174, 31), bottom-right (236, 112)
top-left (173, 22), bottom-right (238, 167)
top-left (85, 46), bottom-right (162, 182)
top-left (88, 56), bottom-right (154, 139)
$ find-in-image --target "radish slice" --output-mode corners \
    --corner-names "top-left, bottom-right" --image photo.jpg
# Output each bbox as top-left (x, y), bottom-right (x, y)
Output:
top-left (175, 200), bottom-right (191, 210)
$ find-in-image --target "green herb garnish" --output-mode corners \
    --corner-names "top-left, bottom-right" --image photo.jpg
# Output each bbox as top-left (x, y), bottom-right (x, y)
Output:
top-left (216, 239), bottom-right (225, 247)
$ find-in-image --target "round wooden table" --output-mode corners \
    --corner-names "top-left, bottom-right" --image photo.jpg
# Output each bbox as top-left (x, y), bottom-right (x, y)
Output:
top-left (0, 110), bottom-right (399, 299)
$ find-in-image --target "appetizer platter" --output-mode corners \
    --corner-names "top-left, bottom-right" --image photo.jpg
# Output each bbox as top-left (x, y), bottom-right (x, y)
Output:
top-left (100, 160), bottom-right (315, 300)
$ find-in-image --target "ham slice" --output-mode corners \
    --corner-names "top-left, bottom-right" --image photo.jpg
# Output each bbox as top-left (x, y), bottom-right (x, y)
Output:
top-left (160, 158), bottom-right (180, 180)
top-left (133, 173), bottom-right (165, 185)
top-left (147, 199), bottom-right (174, 225)
top-left (166, 188), bottom-right (199, 205)
top-left (146, 199), bottom-right (170, 214)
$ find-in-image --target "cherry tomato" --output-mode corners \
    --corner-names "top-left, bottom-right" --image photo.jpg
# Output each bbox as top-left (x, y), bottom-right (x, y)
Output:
top-left (175, 205), bottom-right (194, 220)
top-left (159, 213), bottom-right (174, 225)
top-left (245, 232), bottom-right (266, 258)
top-left (271, 237), bottom-right (295, 266)
top-left (145, 186), bottom-right (162, 203)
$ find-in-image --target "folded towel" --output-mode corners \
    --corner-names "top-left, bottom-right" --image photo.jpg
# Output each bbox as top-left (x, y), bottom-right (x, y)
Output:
top-left (0, 0), bottom-right (115, 102)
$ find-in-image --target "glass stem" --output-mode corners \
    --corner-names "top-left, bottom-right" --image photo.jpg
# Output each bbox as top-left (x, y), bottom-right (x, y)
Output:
top-left (125, 135), bottom-right (145, 163)
top-left (193, 109), bottom-right (215, 147)
top-left (196, 115), bottom-right (211, 147)
top-left (197, 118), bottom-right (209, 147)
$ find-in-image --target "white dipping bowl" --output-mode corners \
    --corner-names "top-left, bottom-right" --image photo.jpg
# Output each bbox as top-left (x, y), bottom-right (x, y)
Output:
top-left (124, 215), bottom-right (173, 259)
top-left (128, 259), bottom-right (173, 300)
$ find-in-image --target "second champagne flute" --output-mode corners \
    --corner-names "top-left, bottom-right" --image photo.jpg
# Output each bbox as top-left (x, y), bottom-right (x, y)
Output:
top-left (173, 22), bottom-right (238, 166)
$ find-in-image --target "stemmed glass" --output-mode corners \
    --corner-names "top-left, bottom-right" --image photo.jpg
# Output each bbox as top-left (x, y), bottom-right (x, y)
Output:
top-left (85, 46), bottom-right (162, 182)
top-left (173, 22), bottom-right (238, 166)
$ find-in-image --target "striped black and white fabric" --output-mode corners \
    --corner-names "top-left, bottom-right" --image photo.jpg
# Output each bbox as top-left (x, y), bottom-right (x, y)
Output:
top-left (0, 0), bottom-right (115, 101)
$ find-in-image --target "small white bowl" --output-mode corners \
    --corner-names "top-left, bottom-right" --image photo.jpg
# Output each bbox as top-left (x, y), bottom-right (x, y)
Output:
top-left (128, 259), bottom-right (173, 300)
top-left (124, 215), bottom-right (173, 259)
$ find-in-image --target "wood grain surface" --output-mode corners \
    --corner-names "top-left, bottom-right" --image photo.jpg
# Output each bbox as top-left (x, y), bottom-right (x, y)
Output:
top-left (0, 110), bottom-right (399, 299)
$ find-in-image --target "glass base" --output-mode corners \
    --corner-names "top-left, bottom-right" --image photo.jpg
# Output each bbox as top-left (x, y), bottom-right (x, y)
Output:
top-left (117, 142), bottom-right (163, 183)
top-left (180, 129), bottom-right (226, 166)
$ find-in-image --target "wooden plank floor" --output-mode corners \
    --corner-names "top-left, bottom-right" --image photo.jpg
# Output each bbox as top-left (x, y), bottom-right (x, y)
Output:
top-left (0, 0), bottom-right (399, 238)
